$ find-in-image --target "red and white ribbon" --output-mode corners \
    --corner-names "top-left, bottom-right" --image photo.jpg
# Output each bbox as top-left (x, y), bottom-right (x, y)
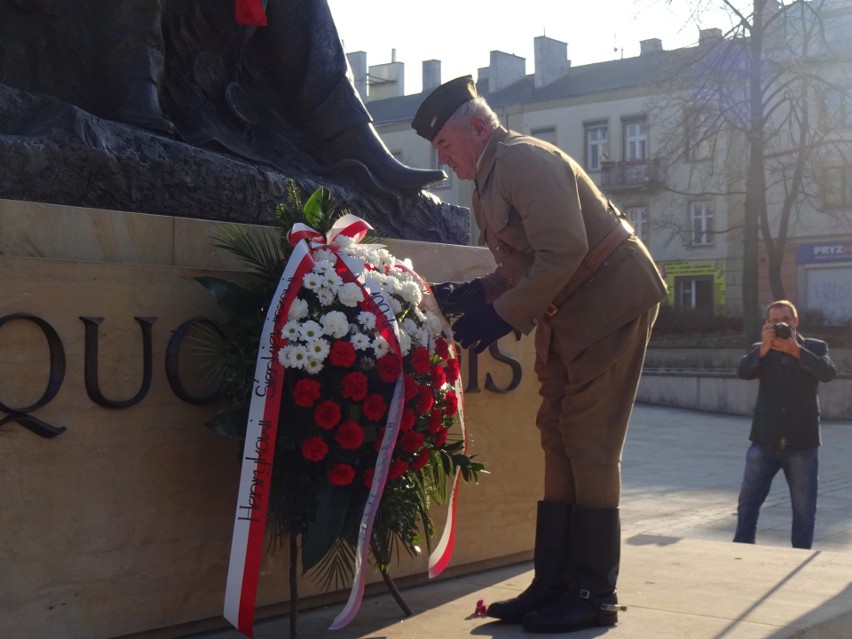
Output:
top-left (223, 240), bottom-right (314, 638)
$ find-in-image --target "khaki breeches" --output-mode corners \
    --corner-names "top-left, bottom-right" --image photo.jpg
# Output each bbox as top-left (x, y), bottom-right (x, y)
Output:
top-left (534, 305), bottom-right (658, 507)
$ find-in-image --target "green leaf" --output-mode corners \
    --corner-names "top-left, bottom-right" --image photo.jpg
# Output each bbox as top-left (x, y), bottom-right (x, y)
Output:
top-left (301, 484), bottom-right (352, 571)
top-left (302, 187), bottom-right (330, 228)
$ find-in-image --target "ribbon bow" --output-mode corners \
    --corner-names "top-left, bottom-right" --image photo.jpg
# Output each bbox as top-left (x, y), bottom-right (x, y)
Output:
top-left (287, 214), bottom-right (374, 248)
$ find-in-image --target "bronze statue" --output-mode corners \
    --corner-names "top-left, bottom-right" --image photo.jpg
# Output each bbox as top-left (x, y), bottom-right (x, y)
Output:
top-left (0, 0), bottom-right (465, 242)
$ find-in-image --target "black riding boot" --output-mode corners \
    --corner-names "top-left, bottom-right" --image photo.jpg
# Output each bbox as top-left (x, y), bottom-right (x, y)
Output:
top-left (486, 501), bottom-right (572, 623)
top-left (522, 506), bottom-right (624, 633)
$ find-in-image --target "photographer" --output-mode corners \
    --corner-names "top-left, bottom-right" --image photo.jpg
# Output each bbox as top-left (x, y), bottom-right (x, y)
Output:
top-left (734, 300), bottom-right (836, 549)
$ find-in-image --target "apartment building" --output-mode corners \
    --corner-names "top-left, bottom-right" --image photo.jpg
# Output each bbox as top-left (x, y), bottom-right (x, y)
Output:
top-left (350, 0), bottom-right (852, 322)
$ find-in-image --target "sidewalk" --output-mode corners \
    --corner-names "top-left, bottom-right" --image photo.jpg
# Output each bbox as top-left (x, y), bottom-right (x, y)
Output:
top-left (181, 404), bottom-right (852, 639)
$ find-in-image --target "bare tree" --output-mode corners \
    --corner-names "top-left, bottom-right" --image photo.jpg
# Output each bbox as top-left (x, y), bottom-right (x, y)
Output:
top-left (653, 0), bottom-right (852, 344)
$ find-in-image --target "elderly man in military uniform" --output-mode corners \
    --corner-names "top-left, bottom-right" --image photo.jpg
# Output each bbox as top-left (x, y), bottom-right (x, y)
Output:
top-left (415, 76), bottom-right (666, 634)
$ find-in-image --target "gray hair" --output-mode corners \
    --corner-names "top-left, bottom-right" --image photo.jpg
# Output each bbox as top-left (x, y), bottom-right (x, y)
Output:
top-left (445, 96), bottom-right (500, 131)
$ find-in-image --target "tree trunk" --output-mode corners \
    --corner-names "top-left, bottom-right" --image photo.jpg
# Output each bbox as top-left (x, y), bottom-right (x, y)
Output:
top-left (743, 0), bottom-right (769, 347)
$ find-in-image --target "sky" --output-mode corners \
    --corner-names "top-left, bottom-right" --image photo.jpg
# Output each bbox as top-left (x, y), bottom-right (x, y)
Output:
top-left (327, 0), bottom-right (743, 96)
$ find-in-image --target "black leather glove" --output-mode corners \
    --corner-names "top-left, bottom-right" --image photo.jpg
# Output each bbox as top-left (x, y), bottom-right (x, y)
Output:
top-left (451, 304), bottom-right (513, 354)
top-left (431, 280), bottom-right (485, 317)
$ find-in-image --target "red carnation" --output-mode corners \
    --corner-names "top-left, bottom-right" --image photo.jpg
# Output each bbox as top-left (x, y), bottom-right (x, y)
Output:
top-left (400, 430), bottom-right (425, 453)
top-left (404, 374), bottom-right (419, 401)
top-left (314, 400), bottom-right (342, 429)
top-left (377, 354), bottom-right (402, 382)
top-left (400, 408), bottom-right (416, 431)
top-left (416, 386), bottom-right (434, 413)
top-left (428, 408), bottom-right (443, 432)
top-left (411, 347), bottom-right (431, 374)
top-left (387, 458), bottom-right (409, 479)
top-left (410, 449), bottom-right (431, 471)
top-left (433, 427), bottom-right (449, 448)
top-left (301, 436), bottom-right (329, 462)
top-left (293, 378), bottom-right (321, 407)
top-left (327, 463), bottom-right (356, 486)
top-left (329, 340), bottom-right (356, 367)
top-left (335, 419), bottom-right (365, 450)
top-left (435, 337), bottom-right (451, 361)
top-left (431, 364), bottom-right (447, 388)
top-left (341, 371), bottom-right (369, 401)
top-left (445, 358), bottom-right (460, 383)
top-left (362, 467), bottom-right (375, 488)
top-left (444, 390), bottom-right (459, 416)
top-left (362, 393), bottom-right (388, 422)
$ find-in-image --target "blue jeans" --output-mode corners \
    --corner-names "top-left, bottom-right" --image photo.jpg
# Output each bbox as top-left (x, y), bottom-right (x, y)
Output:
top-left (733, 442), bottom-right (819, 549)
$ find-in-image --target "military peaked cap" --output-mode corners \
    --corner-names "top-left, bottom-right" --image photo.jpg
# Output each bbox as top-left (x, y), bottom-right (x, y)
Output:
top-left (411, 75), bottom-right (477, 140)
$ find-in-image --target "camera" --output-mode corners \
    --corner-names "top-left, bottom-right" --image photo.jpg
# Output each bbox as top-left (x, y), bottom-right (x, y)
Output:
top-left (771, 322), bottom-right (792, 339)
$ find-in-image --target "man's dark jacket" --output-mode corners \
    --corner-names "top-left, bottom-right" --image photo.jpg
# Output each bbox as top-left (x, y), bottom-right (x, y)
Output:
top-left (737, 335), bottom-right (837, 450)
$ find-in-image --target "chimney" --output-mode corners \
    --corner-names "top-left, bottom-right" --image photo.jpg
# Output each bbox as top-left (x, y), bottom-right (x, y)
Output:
top-left (346, 51), bottom-right (368, 102)
top-left (534, 35), bottom-right (570, 89)
top-left (422, 60), bottom-right (441, 93)
top-left (367, 57), bottom-right (405, 101)
top-left (639, 38), bottom-right (663, 55)
top-left (699, 28), bottom-right (723, 45)
top-left (487, 50), bottom-right (526, 93)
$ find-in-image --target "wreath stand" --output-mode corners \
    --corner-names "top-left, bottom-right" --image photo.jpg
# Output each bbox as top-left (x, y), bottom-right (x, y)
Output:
top-left (287, 537), bottom-right (413, 638)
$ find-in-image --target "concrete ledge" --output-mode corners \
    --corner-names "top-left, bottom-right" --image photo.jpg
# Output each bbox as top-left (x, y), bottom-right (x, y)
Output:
top-left (638, 371), bottom-right (852, 419)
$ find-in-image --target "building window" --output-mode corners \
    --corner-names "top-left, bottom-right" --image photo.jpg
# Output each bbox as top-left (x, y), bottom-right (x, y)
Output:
top-left (824, 166), bottom-right (852, 209)
top-left (584, 123), bottom-right (608, 171)
top-left (675, 275), bottom-right (714, 314)
top-left (624, 205), bottom-right (648, 242)
top-left (689, 201), bottom-right (714, 246)
top-left (531, 126), bottom-right (557, 145)
top-left (623, 117), bottom-right (648, 161)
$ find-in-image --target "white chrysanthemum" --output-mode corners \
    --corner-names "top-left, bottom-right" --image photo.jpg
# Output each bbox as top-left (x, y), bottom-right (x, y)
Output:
top-left (338, 281), bottom-right (364, 307)
top-left (321, 311), bottom-right (349, 338)
top-left (299, 320), bottom-right (323, 341)
top-left (400, 281), bottom-right (423, 306)
top-left (424, 311), bottom-right (444, 336)
top-left (316, 288), bottom-right (335, 306)
top-left (283, 344), bottom-right (309, 369)
top-left (388, 296), bottom-right (403, 315)
top-left (304, 358), bottom-right (324, 375)
top-left (302, 271), bottom-right (323, 291)
top-left (333, 235), bottom-right (356, 249)
top-left (411, 326), bottom-right (430, 347)
top-left (305, 338), bottom-right (330, 361)
top-left (376, 248), bottom-right (395, 269)
top-left (357, 311), bottom-right (377, 330)
top-left (350, 331), bottom-right (371, 350)
top-left (281, 320), bottom-right (302, 342)
top-left (319, 270), bottom-right (343, 290)
top-left (312, 248), bottom-right (335, 264)
top-left (287, 298), bottom-right (309, 320)
top-left (385, 274), bottom-right (404, 295)
top-left (277, 349), bottom-right (287, 366)
top-left (372, 335), bottom-right (391, 357)
top-left (401, 318), bottom-right (419, 335)
top-left (398, 330), bottom-right (412, 356)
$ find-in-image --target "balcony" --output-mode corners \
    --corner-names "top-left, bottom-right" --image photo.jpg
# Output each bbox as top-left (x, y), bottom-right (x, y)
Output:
top-left (600, 159), bottom-right (666, 190)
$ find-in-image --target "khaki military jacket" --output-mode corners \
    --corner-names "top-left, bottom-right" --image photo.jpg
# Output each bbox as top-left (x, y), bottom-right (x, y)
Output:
top-left (472, 128), bottom-right (667, 360)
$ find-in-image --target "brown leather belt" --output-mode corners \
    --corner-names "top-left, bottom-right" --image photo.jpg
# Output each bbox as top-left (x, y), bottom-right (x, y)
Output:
top-left (546, 217), bottom-right (634, 317)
